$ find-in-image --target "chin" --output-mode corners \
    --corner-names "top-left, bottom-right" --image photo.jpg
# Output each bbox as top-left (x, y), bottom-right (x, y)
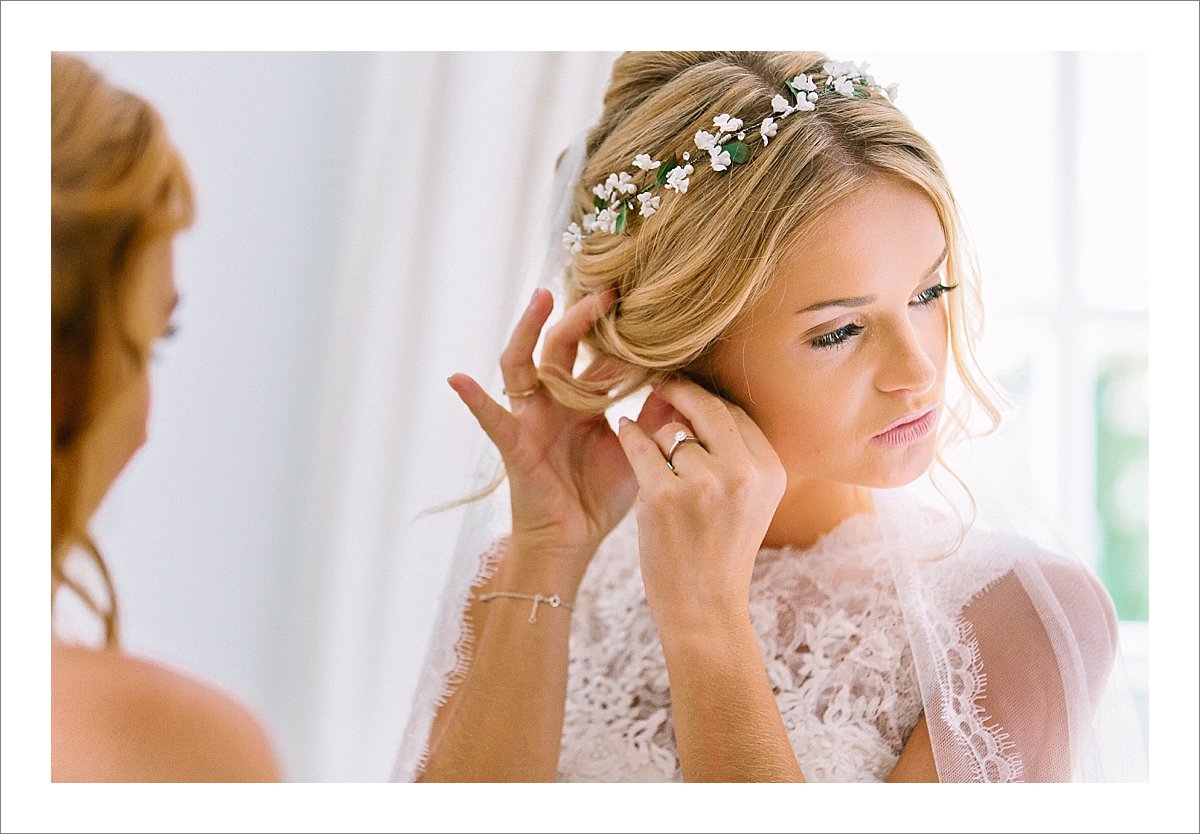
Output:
top-left (853, 440), bottom-right (939, 489)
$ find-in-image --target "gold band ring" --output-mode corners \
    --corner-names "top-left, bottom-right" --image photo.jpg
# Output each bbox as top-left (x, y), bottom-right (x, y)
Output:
top-left (503, 383), bottom-right (541, 398)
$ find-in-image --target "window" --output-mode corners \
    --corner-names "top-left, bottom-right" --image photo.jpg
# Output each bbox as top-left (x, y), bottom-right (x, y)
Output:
top-left (872, 51), bottom-right (1149, 738)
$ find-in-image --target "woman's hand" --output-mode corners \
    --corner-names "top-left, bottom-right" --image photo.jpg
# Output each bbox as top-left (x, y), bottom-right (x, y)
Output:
top-left (448, 289), bottom-right (670, 587)
top-left (616, 376), bottom-right (787, 633)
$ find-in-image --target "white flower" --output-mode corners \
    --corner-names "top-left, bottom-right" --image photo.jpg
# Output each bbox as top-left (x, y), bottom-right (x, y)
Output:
top-left (807, 91), bottom-right (819, 102)
top-left (713, 113), bottom-right (743, 133)
top-left (885, 82), bottom-right (899, 102)
top-left (582, 212), bottom-right (597, 233)
top-left (592, 182), bottom-right (611, 200)
top-left (562, 222), bottom-right (583, 253)
top-left (664, 163), bottom-right (693, 194)
top-left (760, 116), bottom-right (777, 146)
top-left (637, 192), bottom-right (660, 217)
top-left (594, 207), bottom-right (619, 234)
top-left (790, 73), bottom-right (817, 93)
top-left (796, 97), bottom-right (816, 112)
top-left (604, 171), bottom-right (637, 196)
top-left (694, 129), bottom-right (717, 151)
top-left (833, 76), bottom-right (856, 97)
top-left (632, 153), bottom-right (660, 171)
top-left (823, 60), bottom-right (854, 78)
top-left (682, 151), bottom-right (690, 161)
top-left (709, 146), bottom-right (731, 172)
top-left (736, 131), bottom-right (745, 140)
top-left (771, 93), bottom-right (793, 114)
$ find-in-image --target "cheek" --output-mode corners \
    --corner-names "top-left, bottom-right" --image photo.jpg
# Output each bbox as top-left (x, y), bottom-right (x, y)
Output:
top-left (101, 373), bottom-right (152, 473)
top-left (924, 304), bottom-right (952, 367)
top-left (748, 369), bottom-right (860, 464)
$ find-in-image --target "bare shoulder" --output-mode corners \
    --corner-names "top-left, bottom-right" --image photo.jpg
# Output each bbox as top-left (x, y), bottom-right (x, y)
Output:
top-left (964, 527), bottom-right (1119, 648)
top-left (52, 641), bottom-right (280, 782)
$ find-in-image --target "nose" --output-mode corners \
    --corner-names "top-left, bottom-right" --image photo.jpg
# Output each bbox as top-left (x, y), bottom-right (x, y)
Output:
top-left (874, 320), bottom-right (938, 395)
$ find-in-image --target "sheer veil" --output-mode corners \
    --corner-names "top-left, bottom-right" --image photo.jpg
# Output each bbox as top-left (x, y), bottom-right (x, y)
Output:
top-left (392, 126), bottom-right (1147, 782)
top-left (392, 130), bottom-right (592, 781)
top-left (872, 453), bottom-right (1147, 780)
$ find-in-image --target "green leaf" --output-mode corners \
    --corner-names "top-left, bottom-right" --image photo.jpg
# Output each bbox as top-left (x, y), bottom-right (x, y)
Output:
top-left (594, 195), bottom-right (606, 211)
top-left (655, 156), bottom-right (678, 187)
top-left (615, 205), bottom-right (628, 234)
top-left (724, 142), bottom-right (750, 164)
top-left (853, 86), bottom-right (869, 99)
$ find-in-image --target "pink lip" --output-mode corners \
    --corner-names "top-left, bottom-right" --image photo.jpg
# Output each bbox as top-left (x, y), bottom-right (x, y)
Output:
top-left (871, 406), bottom-right (938, 447)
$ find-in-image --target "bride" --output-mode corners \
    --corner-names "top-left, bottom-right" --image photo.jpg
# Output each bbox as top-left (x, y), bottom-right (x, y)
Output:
top-left (394, 51), bottom-right (1144, 782)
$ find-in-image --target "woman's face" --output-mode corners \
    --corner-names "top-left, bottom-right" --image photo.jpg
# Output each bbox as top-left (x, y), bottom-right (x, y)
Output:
top-left (706, 175), bottom-right (951, 489)
top-left (77, 238), bottom-right (179, 520)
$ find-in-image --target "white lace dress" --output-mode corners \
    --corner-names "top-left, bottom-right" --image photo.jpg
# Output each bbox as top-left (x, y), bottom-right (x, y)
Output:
top-left (394, 479), bottom-right (1142, 783)
top-left (556, 511), bottom-right (925, 782)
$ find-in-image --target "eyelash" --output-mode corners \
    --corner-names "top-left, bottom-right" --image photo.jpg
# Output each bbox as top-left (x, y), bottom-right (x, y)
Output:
top-left (811, 323), bottom-right (864, 350)
top-left (152, 324), bottom-right (179, 362)
top-left (809, 283), bottom-right (959, 351)
top-left (913, 282), bottom-right (958, 306)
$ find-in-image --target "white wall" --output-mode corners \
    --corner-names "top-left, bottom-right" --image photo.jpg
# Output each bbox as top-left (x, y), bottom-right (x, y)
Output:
top-left (83, 51), bottom-right (374, 775)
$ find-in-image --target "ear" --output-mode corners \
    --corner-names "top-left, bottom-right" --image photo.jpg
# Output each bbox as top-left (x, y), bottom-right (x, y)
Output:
top-left (682, 365), bottom-right (736, 404)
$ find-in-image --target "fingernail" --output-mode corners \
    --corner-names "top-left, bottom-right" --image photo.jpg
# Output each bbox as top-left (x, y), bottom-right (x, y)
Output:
top-left (530, 289), bottom-right (540, 306)
top-left (618, 416), bottom-right (631, 428)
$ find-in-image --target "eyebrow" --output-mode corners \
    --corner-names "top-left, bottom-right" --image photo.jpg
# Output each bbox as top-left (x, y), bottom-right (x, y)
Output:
top-left (795, 247), bottom-right (949, 315)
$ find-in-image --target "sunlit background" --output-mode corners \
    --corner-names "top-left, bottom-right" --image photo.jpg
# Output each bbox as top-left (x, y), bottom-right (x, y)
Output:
top-left (71, 51), bottom-right (1147, 781)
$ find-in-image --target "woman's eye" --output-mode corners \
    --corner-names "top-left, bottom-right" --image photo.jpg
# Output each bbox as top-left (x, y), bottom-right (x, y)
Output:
top-left (152, 323), bottom-right (179, 362)
top-left (912, 283), bottom-right (959, 306)
top-left (811, 322), bottom-right (864, 350)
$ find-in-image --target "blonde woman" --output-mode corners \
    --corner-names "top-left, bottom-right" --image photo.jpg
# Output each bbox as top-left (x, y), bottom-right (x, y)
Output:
top-left (51, 53), bottom-right (279, 781)
top-left (395, 51), bottom-right (1144, 782)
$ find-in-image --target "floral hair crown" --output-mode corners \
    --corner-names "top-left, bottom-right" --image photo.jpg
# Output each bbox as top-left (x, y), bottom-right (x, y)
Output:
top-left (562, 60), bottom-right (898, 253)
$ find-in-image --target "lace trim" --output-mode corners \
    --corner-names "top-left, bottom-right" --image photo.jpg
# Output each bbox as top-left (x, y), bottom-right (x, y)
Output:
top-left (406, 537), bottom-right (507, 780)
top-left (927, 582), bottom-right (1025, 783)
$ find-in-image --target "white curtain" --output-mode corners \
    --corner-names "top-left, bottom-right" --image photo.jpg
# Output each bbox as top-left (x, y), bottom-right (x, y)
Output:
top-left (278, 52), bottom-right (617, 780)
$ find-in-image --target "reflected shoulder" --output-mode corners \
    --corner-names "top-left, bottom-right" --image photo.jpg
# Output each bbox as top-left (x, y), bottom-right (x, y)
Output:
top-left (51, 641), bottom-right (280, 782)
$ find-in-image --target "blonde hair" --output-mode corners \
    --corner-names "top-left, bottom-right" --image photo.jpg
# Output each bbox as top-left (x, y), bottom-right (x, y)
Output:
top-left (539, 51), bottom-right (1001, 445)
top-left (51, 53), bottom-right (194, 646)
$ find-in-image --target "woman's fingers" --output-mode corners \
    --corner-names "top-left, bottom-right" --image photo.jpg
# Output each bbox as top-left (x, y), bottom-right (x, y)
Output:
top-left (723, 403), bottom-right (782, 467)
top-left (653, 421), bottom-right (707, 473)
top-left (632, 389), bottom-right (680, 438)
top-left (448, 373), bottom-right (519, 456)
top-left (651, 376), bottom-right (743, 452)
top-left (616, 417), bottom-right (674, 490)
top-left (499, 289), bottom-right (554, 397)
top-left (540, 289), bottom-right (617, 374)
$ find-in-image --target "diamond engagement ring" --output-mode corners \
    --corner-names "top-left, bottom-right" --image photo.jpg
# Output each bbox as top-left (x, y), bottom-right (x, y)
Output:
top-left (666, 430), bottom-right (702, 471)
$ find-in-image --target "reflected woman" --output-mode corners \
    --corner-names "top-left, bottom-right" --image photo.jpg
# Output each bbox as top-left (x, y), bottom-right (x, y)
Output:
top-left (51, 53), bottom-right (278, 781)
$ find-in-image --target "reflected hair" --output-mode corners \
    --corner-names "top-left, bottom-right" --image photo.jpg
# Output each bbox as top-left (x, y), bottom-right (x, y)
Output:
top-left (51, 53), bottom-right (194, 646)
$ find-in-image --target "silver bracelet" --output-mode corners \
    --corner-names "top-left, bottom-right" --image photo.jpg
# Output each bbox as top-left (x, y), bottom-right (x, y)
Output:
top-left (477, 591), bottom-right (575, 623)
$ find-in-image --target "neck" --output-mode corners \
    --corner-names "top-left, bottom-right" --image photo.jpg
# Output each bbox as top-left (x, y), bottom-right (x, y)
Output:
top-left (761, 476), bottom-right (874, 551)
